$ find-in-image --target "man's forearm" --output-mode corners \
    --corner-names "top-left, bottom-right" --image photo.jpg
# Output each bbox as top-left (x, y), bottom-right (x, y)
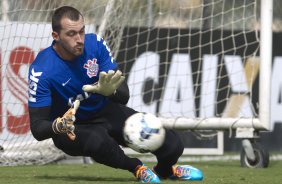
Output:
top-left (109, 80), bottom-right (130, 105)
top-left (29, 106), bottom-right (55, 141)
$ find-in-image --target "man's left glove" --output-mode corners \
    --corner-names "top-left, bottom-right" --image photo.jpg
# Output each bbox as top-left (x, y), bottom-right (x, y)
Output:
top-left (82, 70), bottom-right (125, 96)
top-left (52, 100), bottom-right (80, 141)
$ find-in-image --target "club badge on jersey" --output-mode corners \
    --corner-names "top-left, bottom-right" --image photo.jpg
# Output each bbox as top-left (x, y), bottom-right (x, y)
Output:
top-left (84, 58), bottom-right (99, 78)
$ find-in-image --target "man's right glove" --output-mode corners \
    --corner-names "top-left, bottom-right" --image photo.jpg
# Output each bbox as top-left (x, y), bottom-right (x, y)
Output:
top-left (52, 100), bottom-right (80, 141)
top-left (82, 70), bottom-right (125, 96)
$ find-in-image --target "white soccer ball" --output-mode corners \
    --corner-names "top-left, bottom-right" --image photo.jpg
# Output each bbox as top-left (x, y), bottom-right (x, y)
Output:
top-left (123, 112), bottom-right (165, 153)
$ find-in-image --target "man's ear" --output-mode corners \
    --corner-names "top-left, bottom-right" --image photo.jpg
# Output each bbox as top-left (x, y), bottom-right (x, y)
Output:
top-left (52, 31), bottom-right (60, 42)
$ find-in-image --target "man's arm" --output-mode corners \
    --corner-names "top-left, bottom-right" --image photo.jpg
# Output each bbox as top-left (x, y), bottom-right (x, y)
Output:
top-left (108, 79), bottom-right (130, 105)
top-left (29, 106), bottom-right (54, 141)
top-left (29, 102), bottom-right (78, 141)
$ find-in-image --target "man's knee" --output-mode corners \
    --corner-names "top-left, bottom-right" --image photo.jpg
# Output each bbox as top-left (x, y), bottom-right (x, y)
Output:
top-left (52, 135), bottom-right (82, 156)
top-left (83, 133), bottom-right (110, 156)
top-left (167, 129), bottom-right (184, 157)
top-left (153, 129), bottom-right (184, 159)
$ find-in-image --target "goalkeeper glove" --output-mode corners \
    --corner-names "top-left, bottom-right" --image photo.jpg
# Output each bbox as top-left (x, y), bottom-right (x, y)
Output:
top-left (52, 100), bottom-right (80, 141)
top-left (82, 70), bottom-right (125, 96)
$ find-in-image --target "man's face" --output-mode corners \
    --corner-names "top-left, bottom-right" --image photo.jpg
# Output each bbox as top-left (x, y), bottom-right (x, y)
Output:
top-left (54, 16), bottom-right (85, 59)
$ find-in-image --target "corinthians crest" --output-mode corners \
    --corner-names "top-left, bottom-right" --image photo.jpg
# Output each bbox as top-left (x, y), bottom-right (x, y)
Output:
top-left (84, 58), bottom-right (99, 78)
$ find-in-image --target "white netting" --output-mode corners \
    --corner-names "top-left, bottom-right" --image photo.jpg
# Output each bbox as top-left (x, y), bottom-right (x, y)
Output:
top-left (0, 0), bottom-right (262, 165)
top-left (118, 0), bottom-right (259, 120)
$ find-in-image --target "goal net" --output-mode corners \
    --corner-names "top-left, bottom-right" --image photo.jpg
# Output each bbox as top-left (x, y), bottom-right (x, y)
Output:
top-left (0, 0), bottom-right (269, 165)
top-left (119, 0), bottom-right (260, 124)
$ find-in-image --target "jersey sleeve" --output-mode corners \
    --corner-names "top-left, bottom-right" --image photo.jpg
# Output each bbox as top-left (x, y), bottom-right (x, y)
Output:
top-left (96, 35), bottom-right (118, 71)
top-left (28, 66), bottom-right (52, 107)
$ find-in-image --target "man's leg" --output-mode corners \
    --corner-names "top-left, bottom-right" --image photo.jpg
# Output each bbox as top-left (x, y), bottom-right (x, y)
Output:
top-left (93, 102), bottom-right (162, 183)
top-left (96, 101), bottom-right (202, 181)
top-left (152, 130), bottom-right (204, 181)
top-left (152, 129), bottom-right (184, 178)
top-left (52, 122), bottom-right (161, 183)
top-left (52, 123), bottom-right (142, 173)
top-left (99, 102), bottom-right (183, 177)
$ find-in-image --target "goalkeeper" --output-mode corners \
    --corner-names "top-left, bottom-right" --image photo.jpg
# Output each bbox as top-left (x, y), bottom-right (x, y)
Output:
top-left (28, 6), bottom-right (203, 183)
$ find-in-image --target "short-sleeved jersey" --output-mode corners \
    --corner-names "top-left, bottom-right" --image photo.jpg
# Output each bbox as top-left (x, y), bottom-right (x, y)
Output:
top-left (28, 33), bottom-right (117, 121)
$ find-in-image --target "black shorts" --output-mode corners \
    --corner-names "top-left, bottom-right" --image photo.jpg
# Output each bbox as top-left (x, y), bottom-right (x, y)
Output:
top-left (78, 101), bottom-right (138, 146)
top-left (52, 101), bottom-right (137, 156)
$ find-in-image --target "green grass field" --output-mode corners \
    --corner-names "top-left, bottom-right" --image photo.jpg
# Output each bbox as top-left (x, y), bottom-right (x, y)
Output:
top-left (0, 160), bottom-right (281, 184)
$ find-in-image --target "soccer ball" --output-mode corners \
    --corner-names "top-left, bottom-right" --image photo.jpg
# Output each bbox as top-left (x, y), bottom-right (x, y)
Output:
top-left (123, 112), bottom-right (165, 153)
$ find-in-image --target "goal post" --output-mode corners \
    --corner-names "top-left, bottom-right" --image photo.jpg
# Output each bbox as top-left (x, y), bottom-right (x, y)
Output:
top-left (0, 0), bottom-right (273, 166)
top-left (259, 0), bottom-right (273, 131)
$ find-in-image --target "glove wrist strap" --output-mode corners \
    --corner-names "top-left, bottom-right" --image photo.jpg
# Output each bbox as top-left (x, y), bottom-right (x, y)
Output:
top-left (52, 118), bottom-right (62, 134)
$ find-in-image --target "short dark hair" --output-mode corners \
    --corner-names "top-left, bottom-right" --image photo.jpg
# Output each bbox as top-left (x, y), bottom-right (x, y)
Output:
top-left (52, 6), bottom-right (83, 33)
